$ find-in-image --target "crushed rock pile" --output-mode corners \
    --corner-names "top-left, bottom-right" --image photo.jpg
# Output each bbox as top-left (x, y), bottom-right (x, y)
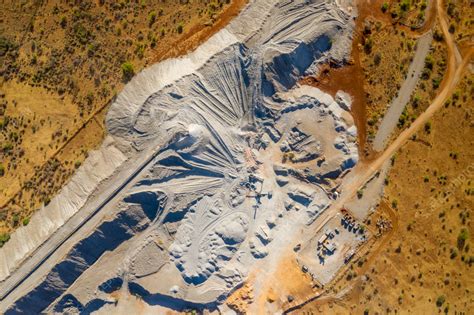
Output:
top-left (1, 0), bottom-right (357, 313)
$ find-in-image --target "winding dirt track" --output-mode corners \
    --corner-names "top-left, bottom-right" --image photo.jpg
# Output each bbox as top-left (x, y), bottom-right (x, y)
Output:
top-left (313, 0), bottom-right (472, 234)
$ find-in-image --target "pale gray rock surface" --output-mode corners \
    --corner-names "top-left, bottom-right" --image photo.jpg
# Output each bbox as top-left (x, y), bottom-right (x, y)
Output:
top-left (1, 0), bottom-right (360, 313)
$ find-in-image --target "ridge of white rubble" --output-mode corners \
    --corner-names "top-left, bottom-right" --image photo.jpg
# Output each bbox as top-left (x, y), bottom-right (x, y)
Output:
top-left (1, 0), bottom-right (357, 313)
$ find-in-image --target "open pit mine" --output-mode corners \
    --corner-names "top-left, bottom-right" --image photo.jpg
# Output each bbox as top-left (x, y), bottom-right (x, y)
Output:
top-left (0, 0), bottom-right (363, 313)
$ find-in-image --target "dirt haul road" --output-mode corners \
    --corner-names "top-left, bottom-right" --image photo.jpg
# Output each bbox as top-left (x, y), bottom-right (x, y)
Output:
top-left (318, 0), bottom-right (471, 247)
top-left (329, 0), bottom-right (471, 258)
top-left (253, 0), bottom-right (473, 307)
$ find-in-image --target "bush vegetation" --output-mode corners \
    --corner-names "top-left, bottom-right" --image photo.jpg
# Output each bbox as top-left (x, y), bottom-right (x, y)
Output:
top-left (121, 62), bottom-right (135, 81)
top-left (0, 233), bottom-right (10, 247)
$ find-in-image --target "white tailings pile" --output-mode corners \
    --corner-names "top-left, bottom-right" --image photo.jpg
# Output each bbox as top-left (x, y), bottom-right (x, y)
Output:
top-left (0, 138), bottom-right (126, 281)
top-left (1, 0), bottom-right (358, 313)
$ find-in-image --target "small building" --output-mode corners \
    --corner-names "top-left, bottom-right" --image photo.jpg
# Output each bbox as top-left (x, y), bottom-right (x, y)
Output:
top-left (344, 249), bottom-right (355, 263)
top-left (318, 234), bottom-right (327, 245)
top-left (325, 241), bottom-right (338, 254)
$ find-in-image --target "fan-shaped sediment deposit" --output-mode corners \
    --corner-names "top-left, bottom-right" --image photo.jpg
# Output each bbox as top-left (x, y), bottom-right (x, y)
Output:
top-left (0, 0), bottom-right (357, 313)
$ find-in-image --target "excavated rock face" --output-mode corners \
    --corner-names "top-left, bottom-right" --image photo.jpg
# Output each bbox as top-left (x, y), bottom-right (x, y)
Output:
top-left (4, 0), bottom-right (357, 313)
top-left (6, 204), bottom-right (160, 315)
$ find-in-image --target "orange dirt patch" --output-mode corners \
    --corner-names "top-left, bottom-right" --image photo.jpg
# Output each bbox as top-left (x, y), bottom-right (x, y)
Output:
top-left (252, 251), bottom-right (319, 313)
top-left (299, 0), bottom-right (393, 160)
top-left (226, 282), bottom-right (254, 314)
top-left (154, 0), bottom-right (248, 63)
top-left (302, 69), bottom-right (474, 314)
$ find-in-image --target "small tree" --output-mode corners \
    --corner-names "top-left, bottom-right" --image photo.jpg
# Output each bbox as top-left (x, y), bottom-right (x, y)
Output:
top-left (0, 233), bottom-right (10, 247)
top-left (374, 52), bottom-right (382, 66)
top-left (425, 54), bottom-right (434, 70)
top-left (381, 2), bottom-right (389, 13)
top-left (364, 37), bottom-right (373, 54)
top-left (448, 23), bottom-right (455, 34)
top-left (60, 16), bottom-right (67, 28)
top-left (177, 22), bottom-right (184, 34)
top-left (457, 228), bottom-right (469, 249)
top-left (392, 199), bottom-right (398, 209)
top-left (121, 62), bottom-right (135, 81)
top-left (434, 30), bottom-right (444, 41)
top-left (149, 11), bottom-right (157, 27)
top-left (436, 295), bottom-right (446, 307)
top-left (12, 214), bottom-right (19, 227)
top-left (424, 121), bottom-right (432, 134)
top-left (0, 163), bottom-right (4, 176)
top-left (400, 0), bottom-right (410, 11)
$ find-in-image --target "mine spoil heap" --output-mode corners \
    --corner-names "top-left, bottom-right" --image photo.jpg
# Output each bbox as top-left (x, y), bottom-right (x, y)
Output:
top-left (1, 0), bottom-right (357, 313)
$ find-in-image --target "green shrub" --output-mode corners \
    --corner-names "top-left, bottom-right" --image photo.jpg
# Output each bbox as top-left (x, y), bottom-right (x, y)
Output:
top-left (12, 214), bottom-right (20, 227)
top-left (457, 228), bottom-right (469, 249)
top-left (425, 54), bottom-right (434, 70)
top-left (450, 248), bottom-right (458, 259)
top-left (60, 16), bottom-right (67, 28)
top-left (135, 44), bottom-right (145, 59)
top-left (392, 199), bottom-right (398, 209)
top-left (0, 36), bottom-right (15, 57)
top-left (381, 2), bottom-right (389, 13)
top-left (364, 37), bottom-right (373, 54)
top-left (413, 94), bottom-right (421, 107)
top-left (400, 0), bottom-right (410, 11)
top-left (3, 142), bottom-right (13, 152)
top-left (432, 77), bottom-right (441, 89)
top-left (121, 62), bottom-right (135, 81)
top-left (177, 22), bottom-right (184, 34)
top-left (436, 295), bottom-right (446, 307)
top-left (0, 233), bottom-right (10, 247)
top-left (0, 163), bottom-right (4, 176)
top-left (73, 23), bottom-right (90, 45)
top-left (374, 52), bottom-right (381, 65)
top-left (149, 11), bottom-right (157, 27)
top-left (424, 121), bottom-right (432, 133)
top-left (447, 2), bottom-right (455, 16)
